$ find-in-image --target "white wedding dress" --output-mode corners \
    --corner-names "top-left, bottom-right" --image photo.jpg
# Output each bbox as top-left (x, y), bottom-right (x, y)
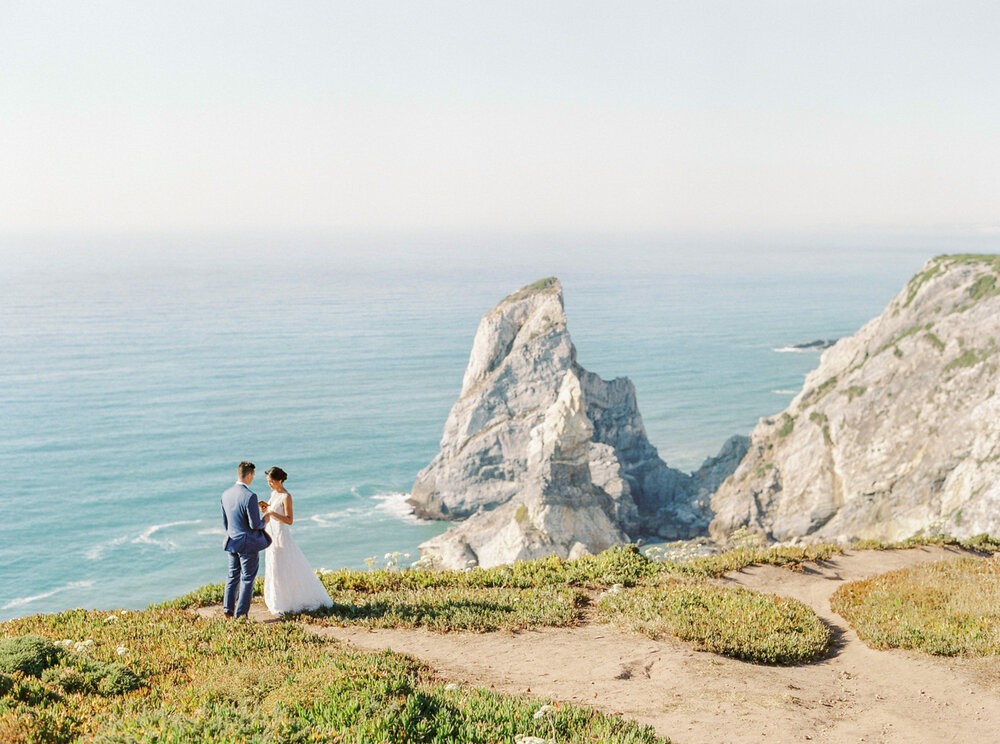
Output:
top-left (263, 490), bottom-right (333, 616)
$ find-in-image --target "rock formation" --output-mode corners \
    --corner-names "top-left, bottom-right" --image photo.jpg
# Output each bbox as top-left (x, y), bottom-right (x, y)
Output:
top-left (418, 371), bottom-right (631, 568)
top-left (411, 277), bottom-right (741, 568)
top-left (711, 254), bottom-right (1000, 544)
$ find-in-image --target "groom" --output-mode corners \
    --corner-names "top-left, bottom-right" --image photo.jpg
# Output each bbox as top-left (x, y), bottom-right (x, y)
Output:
top-left (221, 461), bottom-right (272, 618)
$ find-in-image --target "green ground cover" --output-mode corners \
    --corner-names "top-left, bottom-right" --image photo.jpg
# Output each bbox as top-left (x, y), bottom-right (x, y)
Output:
top-left (0, 610), bottom-right (665, 744)
top-left (298, 586), bottom-right (588, 632)
top-left (155, 543), bottom-right (844, 615)
top-left (598, 582), bottom-right (831, 665)
top-left (831, 556), bottom-right (1000, 656)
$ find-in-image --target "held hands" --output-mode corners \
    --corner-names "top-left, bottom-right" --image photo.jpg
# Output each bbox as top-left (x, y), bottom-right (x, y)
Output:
top-left (258, 501), bottom-right (270, 521)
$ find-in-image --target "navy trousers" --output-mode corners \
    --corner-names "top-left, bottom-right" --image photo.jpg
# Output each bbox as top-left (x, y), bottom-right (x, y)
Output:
top-left (223, 550), bottom-right (259, 617)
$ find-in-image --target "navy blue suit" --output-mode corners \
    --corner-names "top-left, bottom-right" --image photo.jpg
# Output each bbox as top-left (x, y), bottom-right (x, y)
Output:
top-left (221, 481), bottom-right (272, 617)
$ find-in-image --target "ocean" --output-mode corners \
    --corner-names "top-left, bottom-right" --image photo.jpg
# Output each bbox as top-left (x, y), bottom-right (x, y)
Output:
top-left (0, 233), bottom-right (976, 620)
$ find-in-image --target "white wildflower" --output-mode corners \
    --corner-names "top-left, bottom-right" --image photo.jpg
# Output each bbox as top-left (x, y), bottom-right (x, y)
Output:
top-left (104, 615), bottom-right (119, 623)
top-left (533, 704), bottom-right (556, 719)
top-left (120, 609), bottom-right (129, 615)
top-left (444, 682), bottom-right (460, 692)
top-left (611, 583), bottom-right (624, 593)
top-left (514, 736), bottom-right (553, 744)
top-left (116, 645), bottom-right (129, 656)
top-left (403, 553), bottom-right (411, 559)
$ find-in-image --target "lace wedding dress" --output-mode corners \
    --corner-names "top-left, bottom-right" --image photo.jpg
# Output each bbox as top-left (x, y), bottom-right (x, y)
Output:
top-left (263, 490), bottom-right (333, 616)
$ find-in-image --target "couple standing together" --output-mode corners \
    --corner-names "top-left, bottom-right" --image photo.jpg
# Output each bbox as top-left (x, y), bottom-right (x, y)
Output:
top-left (220, 461), bottom-right (333, 618)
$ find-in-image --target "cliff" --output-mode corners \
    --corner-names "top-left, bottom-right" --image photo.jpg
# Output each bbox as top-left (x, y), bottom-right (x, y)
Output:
top-left (711, 254), bottom-right (1000, 544)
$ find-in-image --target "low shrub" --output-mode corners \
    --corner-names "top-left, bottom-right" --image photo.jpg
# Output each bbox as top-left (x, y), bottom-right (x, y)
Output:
top-left (599, 582), bottom-right (831, 665)
top-left (0, 636), bottom-right (61, 677)
top-left (40, 656), bottom-right (142, 696)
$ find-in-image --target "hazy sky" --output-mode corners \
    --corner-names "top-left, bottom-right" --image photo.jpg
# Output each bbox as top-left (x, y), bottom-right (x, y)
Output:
top-left (2, 1), bottom-right (998, 235)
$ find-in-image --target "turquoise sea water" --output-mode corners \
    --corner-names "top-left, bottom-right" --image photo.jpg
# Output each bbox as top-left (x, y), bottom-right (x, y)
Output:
top-left (0, 235), bottom-right (975, 619)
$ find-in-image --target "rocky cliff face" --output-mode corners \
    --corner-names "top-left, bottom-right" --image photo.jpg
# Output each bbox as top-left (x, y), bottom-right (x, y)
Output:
top-left (711, 254), bottom-right (1000, 544)
top-left (411, 277), bottom-right (739, 568)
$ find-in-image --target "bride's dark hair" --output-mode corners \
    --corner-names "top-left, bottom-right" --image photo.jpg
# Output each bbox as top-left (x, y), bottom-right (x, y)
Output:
top-left (266, 466), bottom-right (288, 482)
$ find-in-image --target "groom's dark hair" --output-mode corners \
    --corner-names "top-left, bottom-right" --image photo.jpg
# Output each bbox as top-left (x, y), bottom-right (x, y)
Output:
top-left (238, 461), bottom-right (255, 478)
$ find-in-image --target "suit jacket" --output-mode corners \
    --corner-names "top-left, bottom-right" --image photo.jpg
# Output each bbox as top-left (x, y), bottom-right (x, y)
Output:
top-left (221, 482), bottom-right (273, 554)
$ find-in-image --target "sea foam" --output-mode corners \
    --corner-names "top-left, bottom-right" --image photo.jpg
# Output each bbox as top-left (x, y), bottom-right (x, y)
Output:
top-left (2, 580), bottom-right (95, 610)
top-left (87, 520), bottom-right (203, 559)
top-left (373, 492), bottom-right (431, 525)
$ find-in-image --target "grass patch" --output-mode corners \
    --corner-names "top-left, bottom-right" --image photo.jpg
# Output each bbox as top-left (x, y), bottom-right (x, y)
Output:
top-left (941, 253), bottom-right (1000, 272)
top-left (809, 411), bottom-right (833, 445)
top-left (804, 376), bottom-right (838, 407)
top-left (848, 533), bottom-right (1000, 554)
top-left (845, 385), bottom-right (867, 402)
top-left (942, 339), bottom-right (998, 372)
top-left (876, 325), bottom-right (922, 357)
top-left (776, 413), bottom-right (795, 438)
top-left (968, 274), bottom-right (1000, 302)
top-left (831, 557), bottom-right (1000, 656)
top-left (498, 277), bottom-right (560, 306)
top-left (598, 583), bottom-right (831, 664)
top-left (666, 543), bottom-right (842, 579)
top-left (924, 332), bottom-right (946, 352)
top-left (298, 586), bottom-right (588, 632)
top-left (1, 609), bottom-right (665, 744)
top-left (903, 261), bottom-right (943, 308)
top-left (848, 351), bottom-right (870, 373)
top-left (755, 462), bottom-right (774, 477)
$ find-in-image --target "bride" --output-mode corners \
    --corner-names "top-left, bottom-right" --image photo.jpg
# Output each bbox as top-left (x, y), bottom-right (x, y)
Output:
top-left (258, 466), bottom-right (333, 617)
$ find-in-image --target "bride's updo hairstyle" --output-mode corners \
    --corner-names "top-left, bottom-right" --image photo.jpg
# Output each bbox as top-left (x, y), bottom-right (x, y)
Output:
top-left (266, 466), bottom-right (288, 483)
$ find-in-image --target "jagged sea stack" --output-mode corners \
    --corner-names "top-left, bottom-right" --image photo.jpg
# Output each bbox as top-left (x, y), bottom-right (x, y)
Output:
top-left (409, 277), bottom-right (709, 568)
top-left (418, 370), bottom-right (631, 568)
top-left (711, 254), bottom-right (1000, 544)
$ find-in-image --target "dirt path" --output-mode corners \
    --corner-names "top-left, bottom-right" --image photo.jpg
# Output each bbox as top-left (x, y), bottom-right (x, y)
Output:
top-left (201, 547), bottom-right (1000, 744)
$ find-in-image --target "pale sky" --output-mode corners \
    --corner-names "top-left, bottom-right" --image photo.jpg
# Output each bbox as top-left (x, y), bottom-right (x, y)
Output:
top-left (2, 1), bottom-right (998, 235)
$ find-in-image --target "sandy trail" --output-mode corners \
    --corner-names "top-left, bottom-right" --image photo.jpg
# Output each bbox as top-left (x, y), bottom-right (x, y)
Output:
top-left (202, 546), bottom-right (1000, 744)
